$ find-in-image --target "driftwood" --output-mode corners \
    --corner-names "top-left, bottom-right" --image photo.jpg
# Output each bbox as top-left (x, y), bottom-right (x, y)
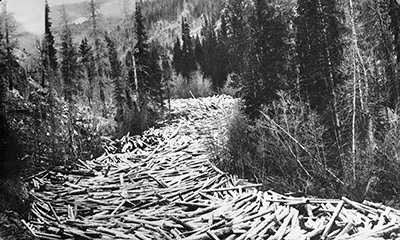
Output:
top-left (25, 95), bottom-right (400, 239)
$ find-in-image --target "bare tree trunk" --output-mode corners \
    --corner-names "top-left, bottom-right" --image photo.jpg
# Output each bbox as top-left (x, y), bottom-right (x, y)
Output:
top-left (348, 0), bottom-right (376, 182)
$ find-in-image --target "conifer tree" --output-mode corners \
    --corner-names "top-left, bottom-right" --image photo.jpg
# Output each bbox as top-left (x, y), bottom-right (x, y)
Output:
top-left (133, 2), bottom-right (152, 131)
top-left (59, 7), bottom-right (79, 103)
top-left (180, 17), bottom-right (197, 82)
top-left (194, 35), bottom-right (203, 69)
top-left (296, 0), bottom-right (345, 168)
top-left (79, 37), bottom-right (95, 106)
top-left (0, 3), bottom-right (19, 91)
top-left (148, 41), bottom-right (164, 109)
top-left (105, 33), bottom-right (125, 125)
top-left (388, 0), bottom-right (400, 107)
top-left (45, 0), bottom-right (57, 72)
top-left (199, 18), bottom-right (229, 91)
top-left (89, 0), bottom-right (107, 115)
top-left (224, 0), bottom-right (248, 81)
top-left (240, 0), bottom-right (290, 119)
top-left (172, 36), bottom-right (182, 73)
top-left (134, 2), bottom-right (151, 95)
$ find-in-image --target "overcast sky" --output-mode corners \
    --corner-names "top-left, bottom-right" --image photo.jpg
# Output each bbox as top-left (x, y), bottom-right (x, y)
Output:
top-left (5, 0), bottom-right (86, 36)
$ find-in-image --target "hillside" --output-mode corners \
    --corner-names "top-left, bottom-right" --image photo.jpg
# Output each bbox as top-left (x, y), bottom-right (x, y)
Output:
top-left (48, 0), bottom-right (222, 46)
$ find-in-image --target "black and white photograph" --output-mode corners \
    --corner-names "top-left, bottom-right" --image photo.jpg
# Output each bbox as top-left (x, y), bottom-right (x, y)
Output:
top-left (2, 0), bottom-right (400, 239)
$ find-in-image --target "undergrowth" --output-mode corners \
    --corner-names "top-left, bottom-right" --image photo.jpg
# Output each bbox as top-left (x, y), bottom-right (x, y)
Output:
top-left (213, 92), bottom-right (400, 202)
top-left (171, 71), bottom-right (213, 98)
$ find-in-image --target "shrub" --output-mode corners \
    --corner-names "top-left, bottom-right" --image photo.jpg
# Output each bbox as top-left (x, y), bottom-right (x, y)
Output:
top-left (219, 74), bottom-right (238, 97)
top-left (171, 71), bottom-right (213, 98)
top-left (373, 119), bottom-right (400, 202)
top-left (215, 91), bottom-right (342, 197)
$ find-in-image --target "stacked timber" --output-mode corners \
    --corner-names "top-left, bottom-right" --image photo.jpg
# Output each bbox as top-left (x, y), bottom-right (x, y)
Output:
top-left (25, 95), bottom-right (400, 239)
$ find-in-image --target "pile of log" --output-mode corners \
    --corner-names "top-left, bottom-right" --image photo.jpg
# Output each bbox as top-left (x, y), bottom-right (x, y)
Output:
top-left (24, 95), bottom-right (400, 240)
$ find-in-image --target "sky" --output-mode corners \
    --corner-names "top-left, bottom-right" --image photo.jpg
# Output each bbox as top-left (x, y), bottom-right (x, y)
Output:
top-left (5, 0), bottom-right (86, 36)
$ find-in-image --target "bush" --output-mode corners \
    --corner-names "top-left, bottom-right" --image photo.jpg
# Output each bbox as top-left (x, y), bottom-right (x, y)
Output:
top-left (219, 74), bottom-right (239, 97)
top-left (373, 120), bottom-right (400, 202)
top-left (171, 71), bottom-right (213, 98)
top-left (215, 92), bottom-right (342, 197)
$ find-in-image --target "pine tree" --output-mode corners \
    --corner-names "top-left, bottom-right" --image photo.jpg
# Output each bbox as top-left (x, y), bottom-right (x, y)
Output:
top-left (0, 4), bottom-right (19, 92)
top-left (180, 17), bottom-right (197, 82)
top-left (59, 7), bottom-right (79, 103)
top-left (134, 2), bottom-right (151, 95)
top-left (199, 18), bottom-right (230, 91)
top-left (296, 0), bottom-right (345, 170)
top-left (239, 0), bottom-right (291, 119)
top-left (388, 0), bottom-right (400, 108)
top-left (104, 33), bottom-right (125, 125)
top-left (194, 34), bottom-right (203, 69)
top-left (133, 2), bottom-right (152, 131)
top-left (148, 42), bottom-right (164, 109)
top-left (89, 0), bottom-right (107, 116)
top-left (45, 0), bottom-right (57, 72)
top-left (224, 0), bottom-right (248, 81)
top-left (172, 36), bottom-right (182, 73)
top-left (79, 37), bottom-right (95, 106)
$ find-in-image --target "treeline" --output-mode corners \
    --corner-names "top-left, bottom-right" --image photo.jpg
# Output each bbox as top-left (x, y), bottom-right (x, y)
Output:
top-left (180, 0), bottom-right (400, 201)
top-left (172, 17), bottom-right (230, 92)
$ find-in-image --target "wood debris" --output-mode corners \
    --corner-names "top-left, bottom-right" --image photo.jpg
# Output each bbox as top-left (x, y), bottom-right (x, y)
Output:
top-left (25, 95), bottom-right (400, 239)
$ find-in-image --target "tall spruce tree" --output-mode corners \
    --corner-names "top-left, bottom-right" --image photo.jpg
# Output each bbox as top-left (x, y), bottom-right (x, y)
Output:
top-left (45, 0), bottom-right (57, 72)
top-left (105, 33), bottom-right (125, 125)
top-left (79, 37), bottom-right (95, 106)
top-left (134, 2), bottom-right (151, 95)
top-left (296, 0), bottom-right (345, 168)
top-left (180, 17), bottom-right (197, 82)
top-left (388, 0), bottom-right (400, 108)
top-left (240, 0), bottom-right (290, 119)
top-left (59, 7), bottom-right (79, 103)
top-left (133, 2), bottom-right (152, 131)
top-left (148, 41), bottom-right (164, 109)
top-left (89, 0), bottom-right (107, 116)
top-left (172, 36), bottom-right (182, 73)
top-left (199, 18), bottom-right (229, 91)
top-left (224, 0), bottom-right (248, 83)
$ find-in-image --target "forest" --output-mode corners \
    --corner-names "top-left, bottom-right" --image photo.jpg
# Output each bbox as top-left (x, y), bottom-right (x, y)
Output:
top-left (2, 0), bottom-right (400, 237)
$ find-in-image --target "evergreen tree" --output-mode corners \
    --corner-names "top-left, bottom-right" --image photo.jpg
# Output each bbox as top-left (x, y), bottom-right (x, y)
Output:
top-left (296, 0), bottom-right (345, 169)
top-left (45, 0), bottom-right (57, 72)
top-left (134, 3), bottom-right (151, 95)
top-left (194, 34), bottom-right (203, 69)
top-left (224, 0), bottom-right (248, 82)
top-left (0, 5), bottom-right (20, 92)
top-left (104, 33), bottom-right (125, 124)
top-left (148, 42), bottom-right (163, 108)
top-left (296, 0), bottom-right (344, 112)
top-left (199, 18), bottom-right (229, 91)
top-left (240, 0), bottom-right (291, 119)
top-left (89, 0), bottom-right (107, 115)
top-left (388, 0), bottom-right (400, 108)
top-left (79, 37), bottom-right (95, 106)
top-left (180, 17), bottom-right (197, 81)
top-left (172, 36), bottom-right (182, 73)
top-left (133, 2), bottom-right (153, 132)
top-left (59, 7), bottom-right (79, 103)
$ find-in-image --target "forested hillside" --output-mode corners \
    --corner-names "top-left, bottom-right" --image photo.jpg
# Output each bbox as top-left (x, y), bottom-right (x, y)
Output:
top-left (2, 0), bottom-right (400, 237)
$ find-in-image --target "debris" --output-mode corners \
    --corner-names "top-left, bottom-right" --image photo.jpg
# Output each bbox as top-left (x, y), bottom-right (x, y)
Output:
top-left (25, 95), bottom-right (400, 239)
